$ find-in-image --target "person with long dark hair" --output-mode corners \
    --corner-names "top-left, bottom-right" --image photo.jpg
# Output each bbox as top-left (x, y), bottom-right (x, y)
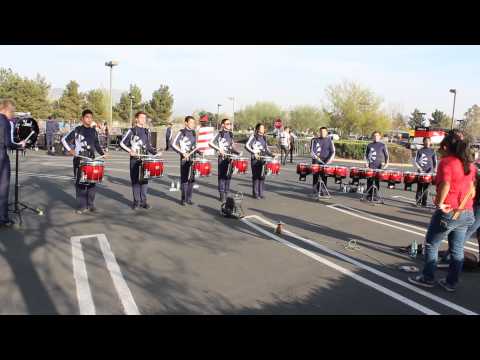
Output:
top-left (246, 123), bottom-right (273, 199)
top-left (409, 132), bottom-right (476, 292)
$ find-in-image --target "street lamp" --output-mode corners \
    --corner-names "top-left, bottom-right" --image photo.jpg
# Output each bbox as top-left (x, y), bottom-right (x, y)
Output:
top-left (217, 104), bottom-right (222, 129)
top-left (449, 89), bottom-right (457, 129)
top-left (227, 97), bottom-right (235, 130)
top-left (105, 60), bottom-right (119, 129)
top-left (129, 93), bottom-right (134, 124)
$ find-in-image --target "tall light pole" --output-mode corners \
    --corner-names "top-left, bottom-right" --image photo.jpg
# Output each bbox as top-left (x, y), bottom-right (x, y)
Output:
top-left (105, 60), bottom-right (119, 129)
top-left (217, 104), bottom-right (222, 129)
top-left (227, 97), bottom-right (235, 130)
top-left (449, 89), bottom-right (457, 129)
top-left (129, 93), bottom-right (134, 124)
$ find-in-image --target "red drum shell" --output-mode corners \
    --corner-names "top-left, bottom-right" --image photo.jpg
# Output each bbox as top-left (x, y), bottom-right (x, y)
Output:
top-left (335, 166), bottom-right (348, 178)
top-left (233, 158), bottom-right (249, 174)
top-left (193, 159), bottom-right (212, 177)
top-left (349, 167), bottom-right (360, 178)
top-left (323, 165), bottom-right (336, 176)
top-left (310, 164), bottom-right (322, 175)
top-left (418, 173), bottom-right (433, 184)
top-left (376, 170), bottom-right (392, 182)
top-left (389, 171), bottom-right (403, 183)
top-left (80, 160), bottom-right (105, 183)
top-left (359, 168), bottom-right (375, 179)
top-left (142, 159), bottom-right (164, 177)
top-left (403, 172), bottom-right (418, 184)
top-left (266, 159), bottom-right (281, 175)
top-left (296, 163), bottom-right (310, 175)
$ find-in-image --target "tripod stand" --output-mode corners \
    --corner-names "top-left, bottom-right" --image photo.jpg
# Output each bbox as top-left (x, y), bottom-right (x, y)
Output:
top-left (314, 177), bottom-right (331, 200)
top-left (415, 184), bottom-right (435, 208)
top-left (361, 181), bottom-right (384, 204)
top-left (8, 148), bottom-right (44, 227)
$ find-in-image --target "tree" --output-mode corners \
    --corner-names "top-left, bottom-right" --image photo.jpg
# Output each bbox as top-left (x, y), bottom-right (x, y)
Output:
top-left (391, 112), bottom-right (408, 130)
top-left (408, 108), bottom-right (425, 129)
top-left (234, 101), bottom-right (285, 130)
top-left (146, 85), bottom-right (174, 126)
top-left (84, 89), bottom-right (108, 122)
top-left (288, 105), bottom-right (328, 132)
top-left (115, 84), bottom-right (144, 123)
top-left (431, 109), bottom-right (451, 129)
top-left (323, 80), bottom-right (390, 137)
top-left (0, 68), bottom-right (52, 119)
top-left (460, 104), bottom-right (480, 139)
top-left (57, 80), bottom-right (84, 121)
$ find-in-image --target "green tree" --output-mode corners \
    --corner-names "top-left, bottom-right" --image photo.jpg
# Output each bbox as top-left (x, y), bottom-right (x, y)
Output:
top-left (234, 101), bottom-right (285, 130)
top-left (57, 80), bottom-right (84, 121)
top-left (431, 109), bottom-right (451, 129)
top-left (0, 68), bottom-right (52, 118)
top-left (408, 108), bottom-right (425, 129)
top-left (288, 105), bottom-right (327, 132)
top-left (323, 81), bottom-right (390, 137)
top-left (84, 89), bottom-right (108, 122)
top-left (115, 84), bottom-right (144, 123)
top-left (460, 104), bottom-right (480, 139)
top-left (391, 112), bottom-right (408, 130)
top-left (146, 85), bottom-right (174, 126)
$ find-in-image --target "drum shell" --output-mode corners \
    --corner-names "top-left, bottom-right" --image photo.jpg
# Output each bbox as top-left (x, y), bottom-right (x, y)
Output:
top-left (349, 167), bottom-right (360, 178)
top-left (334, 166), bottom-right (348, 178)
top-left (376, 170), bottom-right (392, 182)
top-left (193, 159), bottom-right (212, 177)
top-left (296, 163), bottom-right (310, 175)
top-left (266, 160), bottom-right (280, 175)
top-left (323, 165), bottom-right (336, 176)
top-left (142, 159), bottom-right (164, 177)
top-left (403, 172), bottom-right (418, 184)
top-left (418, 173), bottom-right (433, 184)
top-left (359, 168), bottom-right (375, 179)
top-left (389, 171), bottom-right (403, 183)
top-left (309, 164), bottom-right (322, 175)
top-left (233, 158), bottom-right (249, 174)
top-left (80, 160), bottom-right (105, 183)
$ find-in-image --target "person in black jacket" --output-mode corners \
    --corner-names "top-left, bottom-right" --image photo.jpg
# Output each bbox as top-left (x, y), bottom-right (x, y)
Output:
top-left (120, 111), bottom-right (158, 210)
top-left (62, 109), bottom-right (106, 214)
top-left (165, 123), bottom-right (173, 151)
top-left (364, 131), bottom-right (389, 201)
top-left (0, 99), bottom-right (26, 228)
top-left (414, 137), bottom-right (437, 206)
top-left (310, 127), bottom-right (336, 196)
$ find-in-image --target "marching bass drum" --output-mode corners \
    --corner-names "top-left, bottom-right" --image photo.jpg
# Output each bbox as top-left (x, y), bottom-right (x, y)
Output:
top-left (14, 117), bottom-right (40, 148)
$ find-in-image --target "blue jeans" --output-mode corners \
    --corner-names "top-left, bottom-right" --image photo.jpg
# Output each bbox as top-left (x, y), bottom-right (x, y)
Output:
top-left (464, 204), bottom-right (480, 250)
top-left (422, 209), bottom-right (474, 287)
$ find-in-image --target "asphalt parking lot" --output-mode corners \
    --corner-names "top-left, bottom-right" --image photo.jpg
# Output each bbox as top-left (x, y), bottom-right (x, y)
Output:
top-left (1, 148), bottom-right (479, 315)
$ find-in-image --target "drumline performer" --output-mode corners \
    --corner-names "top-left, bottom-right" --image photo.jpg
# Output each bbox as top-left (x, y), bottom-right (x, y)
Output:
top-left (208, 118), bottom-right (241, 202)
top-left (62, 109), bottom-right (105, 214)
top-left (0, 99), bottom-right (26, 228)
top-left (171, 116), bottom-right (198, 206)
top-left (246, 123), bottom-right (274, 199)
top-left (120, 111), bottom-right (158, 210)
top-left (364, 131), bottom-right (389, 201)
top-left (413, 137), bottom-right (437, 207)
top-left (310, 127), bottom-right (335, 196)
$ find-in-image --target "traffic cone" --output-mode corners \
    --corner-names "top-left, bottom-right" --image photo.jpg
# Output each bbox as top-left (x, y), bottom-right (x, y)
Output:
top-left (275, 222), bottom-right (283, 235)
top-left (169, 181), bottom-right (176, 191)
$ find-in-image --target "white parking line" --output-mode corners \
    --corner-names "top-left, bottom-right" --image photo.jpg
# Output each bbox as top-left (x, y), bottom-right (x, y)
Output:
top-left (241, 217), bottom-right (438, 315)
top-left (71, 234), bottom-right (140, 315)
top-left (327, 204), bottom-right (479, 250)
top-left (243, 214), bottom-right (478, 315)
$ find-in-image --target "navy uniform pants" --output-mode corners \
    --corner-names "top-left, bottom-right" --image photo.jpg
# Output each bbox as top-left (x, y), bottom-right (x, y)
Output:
top-left (251, 158), bottom-right (265, 198)
top-left (74, 157), bottom-right (97, 210)
top-left (311, 158), bottom-right (328, 194)
top-left (180, 159), bottom-right (194, 202)
top-left (218, 157), bottom-right (233, 195)
top-left (0, 150), bottom-right (11, 223)
top-left (130, 158), bottom-right (148, 206)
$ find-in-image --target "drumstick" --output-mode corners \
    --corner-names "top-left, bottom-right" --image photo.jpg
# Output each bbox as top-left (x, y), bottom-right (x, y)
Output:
top-left (184, 147), bottom-right (200, 159)
top-left (76, 154), bottom-right (93, 161)
top-left (24, 131), bottom-right (35, 143)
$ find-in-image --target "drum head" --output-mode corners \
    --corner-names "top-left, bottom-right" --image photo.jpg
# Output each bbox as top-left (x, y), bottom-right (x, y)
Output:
top-left (14, 117), bottom-right (39, 147)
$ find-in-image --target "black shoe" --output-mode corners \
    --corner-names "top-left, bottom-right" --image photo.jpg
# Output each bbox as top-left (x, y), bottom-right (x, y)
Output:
top-left (76, 208), bottom-right (88, 215)
top-left (141, 204), bottom-right (152, 210)
top-left (259, 195), bottom-right (265, 199)
top-left (408, 275), bottom-right (435, 288)
top-left (89, 207), bottom-right (97, 213)
top-left (187, 200), bottom-right (194, 205)
top-left (438, 278), bottom-right (456, 292)
top-left (180, 200), bottom-right (186, 206)
top-left (0, 220), bottom-right (15, 229)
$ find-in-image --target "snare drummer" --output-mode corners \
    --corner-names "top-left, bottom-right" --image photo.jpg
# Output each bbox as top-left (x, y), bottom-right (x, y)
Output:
top-left (365, 131), bottom-right (389, 201)
top-left (120, 111), bottom-right (158, 210)
top-left (171, 116), bottom-right (198, 206)
top-left (209, 118), bottom-right (241, 202)
top-left (62, 109), bottom-right (106, 214)
top-left (414, 137), bottom-right (437, 207)
top-left (246, 123), bottom-right (274, 199)
top-left (310, 127), bottom-right (335, 196)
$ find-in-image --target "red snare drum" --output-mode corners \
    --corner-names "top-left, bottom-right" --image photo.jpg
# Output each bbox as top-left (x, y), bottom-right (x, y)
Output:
top-left (193, 159), bottom-right (212, 177)
top-left (418, 173), bottom-right (433, 184)
top-left (376, 169), bottom-right (392, 182)
top-left (265, 159), bottom-right (281, 175)
top-left (141, 158), bottom-right (164, 179)
top-left (232, 157), bottom-right (249, 174)
top-left (296, 163), bottom-right (310, 176)
top-left (359, 168), bottom-right (375, 179)
top-left (403, 172), bottom-right (418, 184)
top-left (334, 166), bottom-right (348, 178)
top-left (349, 167), bottom-right (360, 178)
top-left (389, 170), bottom-right (403, 183)
top-left (323, 165), bottom-right (336, 176)
top-left (310, 164), bottom-right (322, 175)
top-left (79, 160), bottom-right (105, 184)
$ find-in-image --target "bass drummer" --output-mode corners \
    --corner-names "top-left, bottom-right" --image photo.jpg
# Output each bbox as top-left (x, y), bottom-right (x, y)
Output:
top-left (62, 109), bottom-right (106, 214)
top-left (310, 126), bottom-right (336, 196)
top-left (120, 111), bottom-right (158, 210)
top-left (246, 123), bottom-right (275, 199)
top-left (171, 116), bottom-right (198, 206)
top-left (209, 118), bottom-right (241, 202)
top-left (364, 130), bottom-right (389, 201)
top-left (414, 137), bottom-right (437, 207)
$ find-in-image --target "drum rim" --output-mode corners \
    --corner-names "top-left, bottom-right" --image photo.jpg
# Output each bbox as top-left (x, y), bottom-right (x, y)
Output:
top-left (81, 160), bottom-right (105, 166)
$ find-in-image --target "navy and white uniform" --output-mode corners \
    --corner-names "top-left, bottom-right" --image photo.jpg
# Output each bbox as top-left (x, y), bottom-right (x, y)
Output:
top-left (171, 128), bottom-right (197, 203)
top-left (245, 133), bottom-right (273, 198)
top-left (209, 130), bottom-right (240, 198)
top-left (0, 114), bottom-right (22, 224)
top-left (414, 147), bottom-right (437, 206)
top-left (62, 125), bottom-right (105, 210)
top-left (165, 127), bottom-right (173, 151)
top-left (120, 126), bottom-right (157, 207)
top-left (310, 136), bottom-right (335, 193)
top-left (364, 141), bottom-right (389, 198)
top-left (46, 119), bottom-right (59, 152)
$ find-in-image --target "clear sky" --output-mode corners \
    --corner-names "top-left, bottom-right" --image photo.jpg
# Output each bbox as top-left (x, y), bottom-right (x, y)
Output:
top-left (0, 45), bottom-right (478, 119)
